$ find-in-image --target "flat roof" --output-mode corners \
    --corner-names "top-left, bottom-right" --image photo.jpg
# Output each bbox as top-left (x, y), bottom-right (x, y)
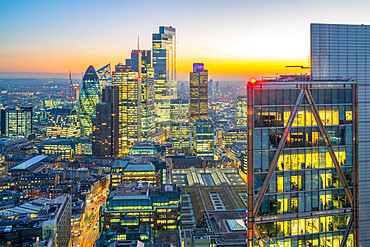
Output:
top-left (256, 80), bottom-right (356, 88)
top-left (11, 155), bottom-right (48, 170)
top-left (112, 159), bottom-right (131, 168)
top-left (124, 163), bottom-right (155, 172)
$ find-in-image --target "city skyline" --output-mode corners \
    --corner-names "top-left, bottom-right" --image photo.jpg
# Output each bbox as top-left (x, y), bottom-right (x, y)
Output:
top-left (2, 0), bottom-right (370, 80)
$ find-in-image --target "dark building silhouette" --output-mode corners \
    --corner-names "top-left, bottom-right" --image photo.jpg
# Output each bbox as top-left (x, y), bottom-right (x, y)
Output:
top-left (92, 86), bottom-right (119, 158)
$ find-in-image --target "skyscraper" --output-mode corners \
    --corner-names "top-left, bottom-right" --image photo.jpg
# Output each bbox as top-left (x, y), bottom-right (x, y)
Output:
top-left (170, 99), bottom-right (190, 151)
top-left (96, 64), bottom-right (112, 89)
top-left (190, 63), bottom-right (208, 126)
top-left (152, 26), bottom-right (176, 132)
top-left (79, 65), bottom-right (100, 136)
top-left (236, 95), bottom-right (248, 128)
top-left (46, 108), bottom-right (81, 138)
top-left (192, 119), bottom-right (214, 159)
top-left (92, 86), bottom-right (119, 158)
top-left (0, 107), bottom-right (32, 137)
top-left (245, 78), bottom-right (357, 246)
top-left (131, 50), bottom-right (156, 139)
top-left (310, 23), bottom-right (370, 246)
top-left (113, 65), bottom-right (141, 156)
top-left (130, 50), bottom-right (151, 75)
top-left (208, 79), bottom-right (213, 102)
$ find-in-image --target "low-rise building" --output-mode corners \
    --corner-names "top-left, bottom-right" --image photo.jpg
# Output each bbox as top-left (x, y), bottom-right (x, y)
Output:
top-left (183, 210), bottom-right (247, 247)
top-left (97, 218), bottom-right (153, 246)
top-left (100, 183), bottom-right (181, 234)
top-left (8, 155), bottom-right (54, 176)
top-left (18, 173), bottom-right (60, 192)
top-left (166, 155), bottom-right (203, 169)
top-left (221, 128), bottom-right (247, 148)
top-left (0, 190), bottom-right (28, 210)
top-left (38, 138), bottom-right (76, 160)
top-left (0, 195), bottom-right (71, 247)
top-left (111, 159), bottom-right (160, 189)
top-left (71, 199), bottom-right (85, 232)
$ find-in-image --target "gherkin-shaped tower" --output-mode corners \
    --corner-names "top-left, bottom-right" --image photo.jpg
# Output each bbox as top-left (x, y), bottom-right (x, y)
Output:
top-left (79, 65), bottom-right (100, 136)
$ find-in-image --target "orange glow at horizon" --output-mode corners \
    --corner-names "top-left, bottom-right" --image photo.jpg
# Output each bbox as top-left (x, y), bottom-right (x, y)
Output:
top-left (178, 57), bottom-right (309, 80)
top-left (0, 52), bottom-right (308, 81)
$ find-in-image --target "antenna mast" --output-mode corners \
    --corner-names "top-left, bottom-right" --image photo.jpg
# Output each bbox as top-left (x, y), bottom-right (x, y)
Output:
top-left (68, 71), bottom-right (74, 102)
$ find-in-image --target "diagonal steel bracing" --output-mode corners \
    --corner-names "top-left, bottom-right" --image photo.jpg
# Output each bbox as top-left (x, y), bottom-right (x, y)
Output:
top-left (340, 214), bottom-right (354, 247)
top-left (304, 86), bottom-right (354, 208)
top-left (253, 88), bottom-right (305, 217)
top-left (249, 85), bottom-right (356, 246)
top-left (253, 223), bottom-right (266, 247)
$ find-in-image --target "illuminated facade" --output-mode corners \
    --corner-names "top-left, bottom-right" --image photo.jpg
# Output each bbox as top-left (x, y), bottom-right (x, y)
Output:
top-left (100, 183), bottom-right (181, 233)
top-left (0, 107), bottom-right (32, 137)
top-left (152, 26), bottom-right (176, 131)
top-left (113, 66), bottom-right (141, 156)
top-left (38, 139), bottom-right (76, 160)
top-left (44, 99), bottom-right (63, 109)
top-left (97, 220), bottom-right (152, 246)
top-left (222, 128), bottom-right (248, 148)
top-left (92, 86), bottom-right (119, 158)
top-left (96, 63), bottom-right (112, 89)
top-left (46, 108), bottom-right (80, 138)
top-left (245, 81), bottom-right (357, 246)
top-left (237, 95), bottom-right (248, 128)
top-left (0, 156), bottom-right (6, 177)
top-left (79, 65), bottom-right (101, 136)
top-left (110, 159), bottom-right (160, 189)
top-left (128, 141), bottom-right (159, 156)
top-left (170, 99), bottom-right (190, 150)
top-left (193, 119), bottom-right (214, 158)
top-left (190, 63), bottom-right (208, 126)
top-left (310, 23), bottom-right (370, 245)
top-left (130, 50), bottom-right (156, 139)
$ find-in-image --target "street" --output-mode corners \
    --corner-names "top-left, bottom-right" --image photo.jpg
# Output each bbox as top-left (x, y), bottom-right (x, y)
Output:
top-left (71, 190), bottom-right (108, 247)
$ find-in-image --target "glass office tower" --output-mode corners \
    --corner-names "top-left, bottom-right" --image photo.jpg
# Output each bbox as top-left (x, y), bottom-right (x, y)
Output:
top-left (237, 95), bottom-right (248, 128)
top-left (170, 99), bottom-right (190, 150)
top-left (152, 26), bottom-right (176, 132)
top-left (0, 106), bottom-right (32, 137)
top-left (193, 119), bottom-right (214, 158)
top-left (46, 108), bottom-right (80, 138)
top-left (190, 63), bottom-right (208, 127)
top-left (131, 50), bottom-right (156, 139)
top-left (79, 65), bottom-right (101, 136)
top-left (311, 24), bottom-right (370, 245)
top-left (113, 67), bottom-right (141, 156)
top-left (96, 63), bottom-right (112, 89)
top-left (92, 86), bottom-right (119, 158)
top-left (245, 81), bottom-right (357, 246)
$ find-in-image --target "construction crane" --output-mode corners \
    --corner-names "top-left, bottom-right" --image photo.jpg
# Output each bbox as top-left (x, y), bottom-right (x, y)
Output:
top-left (60, 91), bottom-right (68, 102)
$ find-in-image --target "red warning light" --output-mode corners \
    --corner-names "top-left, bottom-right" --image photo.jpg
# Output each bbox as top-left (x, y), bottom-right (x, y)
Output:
top-left (247, 78), bottom-right (263, 91)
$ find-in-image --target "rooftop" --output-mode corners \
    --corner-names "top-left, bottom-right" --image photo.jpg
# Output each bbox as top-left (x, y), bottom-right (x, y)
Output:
top-left (172, 167), bottom-right (246, 187)
top-left (205, 210), bottom-right (247, 244)
top-left (112, 159), bottom-right (131, 169)
top-left (250, 74), bottom-right (356, 87)
top-left (124, 163), bottom-right (155, 172)
top-left (11, 155), bottom-right (48, 170)
top-left (115, 182), bottom-right (149, 196)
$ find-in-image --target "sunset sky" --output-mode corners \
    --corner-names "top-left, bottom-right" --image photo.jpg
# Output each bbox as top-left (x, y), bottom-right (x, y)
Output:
top-left (1, 0), bottom-right (370, 81)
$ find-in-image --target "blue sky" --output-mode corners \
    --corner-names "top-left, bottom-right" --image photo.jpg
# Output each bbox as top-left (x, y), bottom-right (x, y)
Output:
top-left (1, 0), bottom-right (370, 80)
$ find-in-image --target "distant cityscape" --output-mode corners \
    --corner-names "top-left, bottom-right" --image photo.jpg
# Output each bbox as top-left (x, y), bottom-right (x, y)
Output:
top-left (0, 23), bottom-right (368, 247)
